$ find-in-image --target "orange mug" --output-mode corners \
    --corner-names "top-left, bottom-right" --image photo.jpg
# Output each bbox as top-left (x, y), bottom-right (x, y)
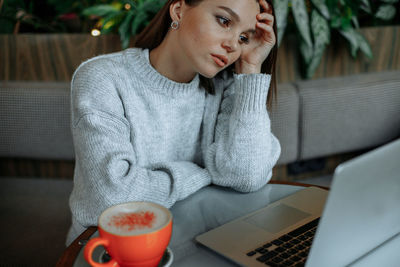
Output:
top-left (84, 201), bottom-right (173, 267)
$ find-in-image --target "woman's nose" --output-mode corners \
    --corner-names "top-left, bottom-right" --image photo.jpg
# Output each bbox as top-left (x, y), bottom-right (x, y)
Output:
top-left (221, 37), bottom-right (238, 53)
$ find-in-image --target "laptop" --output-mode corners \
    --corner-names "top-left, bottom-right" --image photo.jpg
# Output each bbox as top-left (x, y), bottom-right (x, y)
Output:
top-left (196, 138), bottom-right (400, 267)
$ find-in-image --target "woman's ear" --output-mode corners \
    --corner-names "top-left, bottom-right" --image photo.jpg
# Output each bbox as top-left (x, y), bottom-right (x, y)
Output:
top-left (169, 0), bottom-right (185, 22)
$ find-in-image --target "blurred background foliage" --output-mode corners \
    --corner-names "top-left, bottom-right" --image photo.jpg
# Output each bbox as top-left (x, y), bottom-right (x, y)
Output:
top-left (273, 0), bottom-right (400, 77)
top-left (1, 0), bottom-right (399, 78)
top-left (0, 0), bottom-right (109, 33)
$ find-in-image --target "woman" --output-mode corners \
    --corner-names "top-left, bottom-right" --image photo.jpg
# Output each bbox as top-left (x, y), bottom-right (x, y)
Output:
top-left (66, 0), bottom-right (281, 245)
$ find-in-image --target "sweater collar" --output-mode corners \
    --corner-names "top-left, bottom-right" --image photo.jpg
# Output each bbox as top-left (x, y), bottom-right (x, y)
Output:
top-left (125, 48), bottom-right (201, 96)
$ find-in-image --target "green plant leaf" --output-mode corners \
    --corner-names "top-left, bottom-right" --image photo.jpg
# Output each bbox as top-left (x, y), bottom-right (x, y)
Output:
top-left (352, 16), bottom-right (360, 28)
top-left (101, 11), bottom-right (125, 34)
top-left (341, 17), bottom-right (352, 30)
top-left (83, 5), bottom-right (119, 17)
top-left (375, 4), bottom-right (396, 20)
top-left (310, 0), bottom-right (330, 19)
top-left (311, 10), bottom-right (330, 45)
top-left (380, 0), bottom-right (399, 3)
top-left (300, 39), bottom-right (314, 65)
top-left (141, 0), bottom-right (165, 13)
top-left (291, 0), bottom-right (313, 47)
top-left (354, 31), bottom-right (373, 59)
top-left (339, 28), bottom-right (359, 58)
top-left (360, 0), bottom-right (372, 13)
top-left (119, 12), bottom-right (134, 49)
top-left (130, 0), bottom-right (164, 36)
top-left (330, 15), bottom-right (342, 28)
top-left (131, 10), bottom-right (147, 36)
top-left (273, 0), bottom-right (289, 46)
top-left (304, 10), bottom-right (329, 78)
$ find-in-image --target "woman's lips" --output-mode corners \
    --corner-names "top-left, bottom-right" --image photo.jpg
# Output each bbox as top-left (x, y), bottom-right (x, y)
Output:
top-left (211, 54), bottom-right (228, 67)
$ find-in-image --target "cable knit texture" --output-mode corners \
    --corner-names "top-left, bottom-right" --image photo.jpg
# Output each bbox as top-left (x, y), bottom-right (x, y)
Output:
top-left (66, 48), bottom-right (281, 245)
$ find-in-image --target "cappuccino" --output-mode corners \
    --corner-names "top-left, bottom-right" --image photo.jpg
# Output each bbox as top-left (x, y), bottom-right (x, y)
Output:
top-left (100, 202), bottom-right (171, 236)
top-left (85, 201), bottom-right (172, 267)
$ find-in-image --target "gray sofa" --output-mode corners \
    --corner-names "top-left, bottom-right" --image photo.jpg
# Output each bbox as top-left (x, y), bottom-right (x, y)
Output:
top-left (1, 70), bottom-right (399, 266)
top-left (1, 70), bottom-right (400, 166)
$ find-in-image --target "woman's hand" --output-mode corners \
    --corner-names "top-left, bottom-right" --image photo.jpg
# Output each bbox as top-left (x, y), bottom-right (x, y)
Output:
top-left (235, 0), bottom-right (276, 74)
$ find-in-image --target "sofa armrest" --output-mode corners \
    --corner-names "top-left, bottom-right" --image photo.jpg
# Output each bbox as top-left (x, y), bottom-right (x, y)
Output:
top-left (270, 82), bottom-right (299, 165)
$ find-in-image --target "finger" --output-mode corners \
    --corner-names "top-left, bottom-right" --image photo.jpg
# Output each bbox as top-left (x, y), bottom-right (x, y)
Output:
top-left (257, 13), bottom-right (274, 24)
top-left (258, 0), bottom-right (268, 11)
top-left (256, 22), bottom-right (276, 43)
top-left (256, 22), bottom-right (273, 33)
top-left (259, 0), bottom-right (272, 14)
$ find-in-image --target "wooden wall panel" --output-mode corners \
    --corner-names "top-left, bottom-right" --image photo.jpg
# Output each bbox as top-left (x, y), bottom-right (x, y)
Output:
top-left (0, 26), bottom-right (399, 83)
top-left (0, 34), bottom-right (121, 81)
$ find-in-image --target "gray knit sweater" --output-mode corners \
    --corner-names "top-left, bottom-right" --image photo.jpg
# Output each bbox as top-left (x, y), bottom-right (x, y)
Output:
top-left (66, 48), bottom-right (281, 245)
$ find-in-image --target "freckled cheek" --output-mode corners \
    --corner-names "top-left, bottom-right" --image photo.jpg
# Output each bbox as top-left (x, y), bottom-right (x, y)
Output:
top-left (191, 22), bottom-right (221, 47)
top-left (192, 30), bottom-right (201, 43)
top-left (183, 22), bottom-right (203, 44)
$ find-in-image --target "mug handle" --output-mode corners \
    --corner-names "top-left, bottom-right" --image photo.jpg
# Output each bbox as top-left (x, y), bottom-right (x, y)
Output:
top-left (84, 237), bottom-right (119, 267)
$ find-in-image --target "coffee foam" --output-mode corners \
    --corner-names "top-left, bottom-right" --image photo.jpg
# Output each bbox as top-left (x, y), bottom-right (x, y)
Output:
top-left (100, 202), bottom-right (170, 236)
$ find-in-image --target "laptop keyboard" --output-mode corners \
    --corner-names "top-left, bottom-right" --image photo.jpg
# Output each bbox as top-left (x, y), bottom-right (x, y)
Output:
top-left (246, 218), bottom-right (320, 267)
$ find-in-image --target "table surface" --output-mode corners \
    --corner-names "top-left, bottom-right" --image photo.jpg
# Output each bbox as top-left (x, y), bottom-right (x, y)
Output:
top-left (57, 181), bottom-right (328, 267)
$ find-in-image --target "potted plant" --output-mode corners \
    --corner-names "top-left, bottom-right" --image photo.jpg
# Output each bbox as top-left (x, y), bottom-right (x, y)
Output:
top-left (273, 0), bottom-right (399, 78)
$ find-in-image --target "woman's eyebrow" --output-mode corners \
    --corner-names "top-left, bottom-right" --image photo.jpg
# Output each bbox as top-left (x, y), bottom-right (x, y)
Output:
top-left (217, 6), bottom-right (240, 22)
top-left (217, 6), bottom-right (256, 34)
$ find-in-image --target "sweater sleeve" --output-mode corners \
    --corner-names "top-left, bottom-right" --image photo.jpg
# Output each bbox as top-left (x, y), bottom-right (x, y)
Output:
top-left (203, 73), bottom-right (281, 192)
top-left (70, 60), bottom-right (211, 229)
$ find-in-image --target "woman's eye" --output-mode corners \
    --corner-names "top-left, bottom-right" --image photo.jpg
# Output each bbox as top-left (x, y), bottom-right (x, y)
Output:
top-left (239, 35), bottom-right (249, 44)
top-left (216, 16), bottom-right (230, 27)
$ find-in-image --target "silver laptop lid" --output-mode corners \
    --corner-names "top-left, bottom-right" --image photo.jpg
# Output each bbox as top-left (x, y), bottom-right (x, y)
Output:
top-left (307, 138), bottom-right (400, 267)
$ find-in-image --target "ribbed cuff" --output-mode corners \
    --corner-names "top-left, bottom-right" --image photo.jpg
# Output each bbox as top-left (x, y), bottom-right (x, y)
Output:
top-left (233, 74), bottom-right (271, 114)
top-left (178, 167), bottom-right (212, 201)
top-left (149, 161), bottom-right (212, 202)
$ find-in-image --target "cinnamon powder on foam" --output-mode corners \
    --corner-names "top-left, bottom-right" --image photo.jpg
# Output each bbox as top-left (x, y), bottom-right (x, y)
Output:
top-left (108, 211), bottom-right (156, 231)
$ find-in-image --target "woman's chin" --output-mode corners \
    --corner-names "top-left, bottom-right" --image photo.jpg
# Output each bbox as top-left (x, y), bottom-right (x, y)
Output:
top-left (198, 68), bottom-right (223, 79)
top-left (200, 73), bottom-right (216, 79)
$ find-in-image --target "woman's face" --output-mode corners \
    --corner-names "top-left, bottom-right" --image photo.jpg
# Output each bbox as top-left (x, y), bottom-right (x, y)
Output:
top-left (173, 0), bottom-right (260, 78)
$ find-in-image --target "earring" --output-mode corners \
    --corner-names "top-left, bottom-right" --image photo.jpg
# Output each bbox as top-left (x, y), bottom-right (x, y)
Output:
top-left (170, 21), bottom-right (179, 30)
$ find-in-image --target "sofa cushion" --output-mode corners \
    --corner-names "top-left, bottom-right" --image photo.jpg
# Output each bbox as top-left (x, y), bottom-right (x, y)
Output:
top-left (0, 81), bottom-right (74, 159)
top-left (297, 71), bottom-right (400, 160)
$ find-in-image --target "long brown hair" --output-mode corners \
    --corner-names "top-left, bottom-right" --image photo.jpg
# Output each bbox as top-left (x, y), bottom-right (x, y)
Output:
top-left (133, 0), bottom-right (278, 108)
